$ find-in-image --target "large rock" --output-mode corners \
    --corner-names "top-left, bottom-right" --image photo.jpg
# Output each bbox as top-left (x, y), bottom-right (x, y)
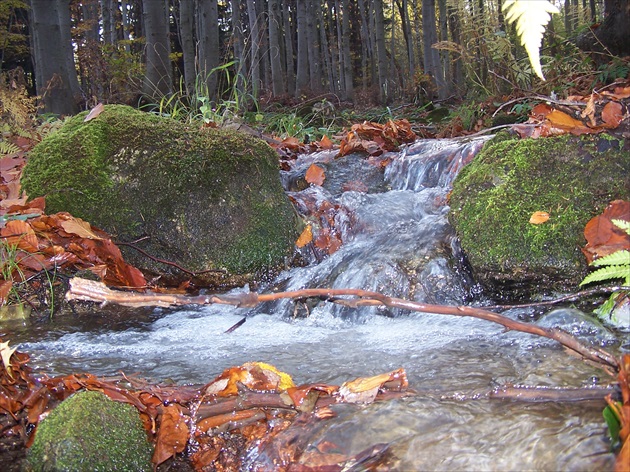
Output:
top-left (22, 105), bottom-right (299, 286)
top-left (25, 390), bottom-right (153, 471)
top-left (449, 133), bottom-right (630, 298)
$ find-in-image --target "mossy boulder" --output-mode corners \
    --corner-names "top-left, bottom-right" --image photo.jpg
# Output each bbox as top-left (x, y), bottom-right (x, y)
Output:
top-left (449, 133), bottom-right (630, 298)
top-left (22, 105), bottom-right (299, 286)
top-left (25, 390), bottom-right (153, 471)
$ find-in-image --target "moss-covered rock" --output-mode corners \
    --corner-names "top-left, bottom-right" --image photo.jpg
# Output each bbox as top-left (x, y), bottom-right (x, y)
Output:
top-left (449, 133), bottom-right (630, 298)
top-left (25, 390), bottom-right (153, 471)
top-left (22, 105), bottom-right (299, 286)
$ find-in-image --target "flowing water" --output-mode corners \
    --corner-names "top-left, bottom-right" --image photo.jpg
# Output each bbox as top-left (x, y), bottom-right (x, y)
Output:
top-left (3, 137), bottom-right (623, 470)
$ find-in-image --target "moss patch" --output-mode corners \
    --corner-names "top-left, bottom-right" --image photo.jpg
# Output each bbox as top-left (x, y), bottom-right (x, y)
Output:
top-left (449, 133), bottom-right (630, 297)
top-left (25, 390), bottom-right (152, 471)
top-left (22, 105), bottom-right (298, 283)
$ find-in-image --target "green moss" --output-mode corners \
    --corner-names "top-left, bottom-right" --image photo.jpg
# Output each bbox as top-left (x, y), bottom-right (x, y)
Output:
top-left (22, 105), bottom-right (298, 279)
top-left (25, 390), bottom-right (153, 472)
top-left (449, 134), bottom-right (630, 293)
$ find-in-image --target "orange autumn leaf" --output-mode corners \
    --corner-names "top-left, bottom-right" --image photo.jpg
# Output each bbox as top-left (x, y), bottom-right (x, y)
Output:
top-left (529, 211), bottom-right (550, 224)
top-left (582, 200), bottom-right (630, 263)
top-left (545, 110), bottom-right (593, 134)
top-left (601, 101), bottom-right (623, 128)
top-left (305, 164), bottom-right (325, 186)
top-left (60, 216), bottom-right (104, 240)
top-left (1, 219), bottom-right (38, 251)
top-left (295, 224), bottom-right (313, 248)
top-left (318, 135), bottom-right (333, 149)
top-left (152, 404), bottom-right (189, 466)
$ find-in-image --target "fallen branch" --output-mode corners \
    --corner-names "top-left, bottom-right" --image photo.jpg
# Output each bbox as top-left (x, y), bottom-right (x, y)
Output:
top-left (66, 278), bottom-right (620, 371)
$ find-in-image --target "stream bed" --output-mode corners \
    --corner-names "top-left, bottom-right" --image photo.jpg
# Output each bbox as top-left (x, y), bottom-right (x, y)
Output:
top-left (2, 137), bottom-right (623, 470)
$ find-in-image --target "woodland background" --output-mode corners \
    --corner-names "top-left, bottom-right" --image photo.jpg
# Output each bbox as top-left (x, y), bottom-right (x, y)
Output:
top-left (1, 0), bottom-right (629, 120)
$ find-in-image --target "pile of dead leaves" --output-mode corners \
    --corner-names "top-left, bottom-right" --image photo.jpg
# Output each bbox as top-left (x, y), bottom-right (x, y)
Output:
top-left (1, 145), bottom-right (146, 309)
top-left (0, 340), bottom-right (409, 470)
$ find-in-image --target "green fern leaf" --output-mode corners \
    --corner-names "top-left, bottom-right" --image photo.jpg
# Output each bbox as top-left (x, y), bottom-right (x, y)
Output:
top-left (612, 219), bottom-right (630, 233)
top-left (590, 250), bottom-right (630, 267)
top-left (0, 141), bottom-right (20, 155)
top-left (580, 264), bottom-right (630, 286)
top-left (502, 0), bottom-right (559, 80)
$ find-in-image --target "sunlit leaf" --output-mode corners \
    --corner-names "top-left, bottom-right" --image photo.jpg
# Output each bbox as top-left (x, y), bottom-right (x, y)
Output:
top-left (60, 216), bottom-right (104, 240)
top-left (503, 0), bottom-right (559, 80)
top-left (295, 224), bottom-right (313, 248)
top-left (83, 102), bottom-right (104, 122)
top-left (529, 211), bottom-right (550, 224)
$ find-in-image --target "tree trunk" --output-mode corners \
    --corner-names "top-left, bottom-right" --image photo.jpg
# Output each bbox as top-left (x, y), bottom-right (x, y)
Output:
top-left (340, 0), bottom-right (354, 101)
top-left (282, 2), bottom-right (295, 95)
top-left (246, 0), bottom-right (261, 98)
top-left (100, 0), bottom-right (116, 45)
top-left (142, 0), bottom-right (172, 99)
top-left (197, 0), bottom-right (220, 100)
top-left (295, 0), bottom-right (309, 96)
top-left (577, 0), bottom-right (630, 58)
top-left (268, 0), bottom-right (285, 95)
top-left (373, 0), bottom-right (388, 103)
top-left (306, 0), bottom-right (321, 93)
top-left (179, 0), bottom-right (196, 96)
top-left (357, 0), bottom-right (371, 91)
top-left (422, 0), bottom-right (445, 99)
top-left (397, 0), bottom-right (415, 81)
top-left (30, 0), bottom-right (80, 115)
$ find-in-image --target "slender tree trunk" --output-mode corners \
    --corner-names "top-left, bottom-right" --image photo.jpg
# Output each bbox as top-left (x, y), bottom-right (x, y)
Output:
top-left (197, 0), bottom-right (219, 100)
top-left (120, 0), bottom-right (132, 51)
top-left (341, 0), bottom-right (354, 100)
top-left (374, 0), bottom-right (388, 103)
top-left (447, 2), bottom-right (464, 96)
top-left (268, 0), bottom-right (285, 95)
top-left (179, 0), bottom-right (196, 96)
top-left (230, 0), bottom-right (247, 101)
top-left (30, 0), bottom-right (80, 115)
top-left (142, 0), bottom-right (172, 99)
top-left (437, 0), bottom-right (451, 96)
top-left (398, 0), bottom-right (415, 81)
top-left (306, 0), bottom-right (321, 93)
top-left (246, 0), bottom-right (261, 98)
top-left (357, 0), bottom-right (370, 91)
top-left (282, 2), bottom-right (296, 94)
top-left (295, 0), bottom-right (309, 96)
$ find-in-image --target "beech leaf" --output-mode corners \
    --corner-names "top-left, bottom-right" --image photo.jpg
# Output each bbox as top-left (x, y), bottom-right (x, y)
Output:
top-left (84, 102), bottom-right (104, 122)
top-left (305, 164), bottom-right (326, 186)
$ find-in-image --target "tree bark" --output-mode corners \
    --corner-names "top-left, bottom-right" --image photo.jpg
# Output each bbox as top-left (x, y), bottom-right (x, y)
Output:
top-left (142, 0), bottom-right (172, 99)
top-left (268, 0), bottom-right (285, 96)
top-left (373, 0), bottom-right (388, 103)
top-left (295, 0), bottom-right (309, 96)
top-left (30, 0), bottom-right (81, 115)
top-left (577, 0), bottom-right (630, 58)
top-left (197, 0), bottom-right (220, 100)
top-left (246, 0), bottom-right (261, 98)
top-left (178, 0), bottom-right (196, 96)
top-left (340, 0), bottom-right (353, 100)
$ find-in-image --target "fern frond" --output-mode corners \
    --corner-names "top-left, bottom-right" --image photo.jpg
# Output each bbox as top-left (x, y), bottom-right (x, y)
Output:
top-left (590, 250), bottom-right (630, 267)
top-left (580, 264), bottom-right (630, 287)
top-left (502, 0), bottom-right (559, 80)
top-left (0, 141), bottom-right (20, 155)
top-left (612, 219), bottom-right (630, 234)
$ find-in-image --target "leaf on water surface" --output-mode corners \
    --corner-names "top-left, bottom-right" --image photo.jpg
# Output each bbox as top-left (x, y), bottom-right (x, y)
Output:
top-left (295, 224), bottom-right (313, 248)
top-left (529, 211), bottom-right (550, 224)
top-left (153, 404), bottom-right (190, 466)
top-left (203, 362), bottom-right (295, 397)
top-left (337, 368), bottom-right (408, 404)
top-left (305, 163), bottom-right (326, 186)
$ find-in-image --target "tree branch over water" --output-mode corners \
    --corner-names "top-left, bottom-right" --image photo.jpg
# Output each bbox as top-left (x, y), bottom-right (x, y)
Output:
top-left (67, 278), bottom-right (620, 371)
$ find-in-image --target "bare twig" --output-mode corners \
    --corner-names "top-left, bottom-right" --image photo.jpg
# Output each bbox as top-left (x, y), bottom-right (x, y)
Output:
top-left (66, 278), bottom-right (620, 371)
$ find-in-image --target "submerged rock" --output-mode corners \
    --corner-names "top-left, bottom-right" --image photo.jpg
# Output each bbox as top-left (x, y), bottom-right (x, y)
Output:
top-left (25, 390), bottom-right (152, 471)
top-left (22, 105), bottom-right (299, 287)
top-left (449, 132), bottom-right (629, 299)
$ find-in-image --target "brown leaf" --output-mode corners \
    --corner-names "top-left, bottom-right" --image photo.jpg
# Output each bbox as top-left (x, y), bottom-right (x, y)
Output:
top-left (305, 164), bottom-right (325, 186)
top-left (582, 200), bottom-right (630, 263)
top-left (318, 135), bottom-right (334, 149)
top-left (60, 216), bottom-right (104, 240)
top-left (83, 102), bottom-right (104, 122)
top-left (0, 281), bottom-right (12, 305)
top-left (580, 94), bottom-right (597, 127)
top-left (545, 110), bottom-right (594, 135)
top-left (601, 101), bottom-right (623, 128)
top-left (295, 224), bottom-right (313, 248)
top-left (152, 404), bottom-right (189, 466)
top-left (1, 220), bottom-right (38, 251)
top-left (529, 211), bottom-right (550, 224)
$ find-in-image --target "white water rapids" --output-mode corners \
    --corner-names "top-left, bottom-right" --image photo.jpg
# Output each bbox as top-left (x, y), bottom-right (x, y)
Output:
top-left (4, 137), bottom-right (622, 470)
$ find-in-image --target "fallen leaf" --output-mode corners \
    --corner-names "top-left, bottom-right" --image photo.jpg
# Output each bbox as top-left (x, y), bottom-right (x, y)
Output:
top-left (83, 102), bottom-right (104, 122)
top-left (601, 101), bottom-right (623, 128)
top-left (582, 200), bottom-right (630, 263)
top-left (60, 216), bottom-right (104, 240)
top-left (545, 109), bottom-right (594, 135)
top-left (1, 219), bottom-right (38, 251)
top-left (0, 341), bottom-right (17, 378)
top-left (305, 164), bottom-right (326, 186)
top-left (152, 404), bottom-right (189, 466)
top-left (318, 135), bottom-right (333, 149)
top-left (529, 211), bottom-right (550, 224)
top-left (295, 224), bottom-right (313, 248)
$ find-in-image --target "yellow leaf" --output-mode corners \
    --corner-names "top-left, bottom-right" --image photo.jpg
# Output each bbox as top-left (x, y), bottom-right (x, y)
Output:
top-left (0, 341), bottom-right (17, 378)
top-left (503, 0), bottom-right (559, 80)
top-left (296, 224), bottom-right (313, 248)
top-left (529, 211), bottom-right (550, 224)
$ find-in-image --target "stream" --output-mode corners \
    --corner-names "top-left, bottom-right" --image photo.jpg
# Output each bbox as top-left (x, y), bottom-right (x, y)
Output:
top-left (2, 137), bottom-right (623, 470)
